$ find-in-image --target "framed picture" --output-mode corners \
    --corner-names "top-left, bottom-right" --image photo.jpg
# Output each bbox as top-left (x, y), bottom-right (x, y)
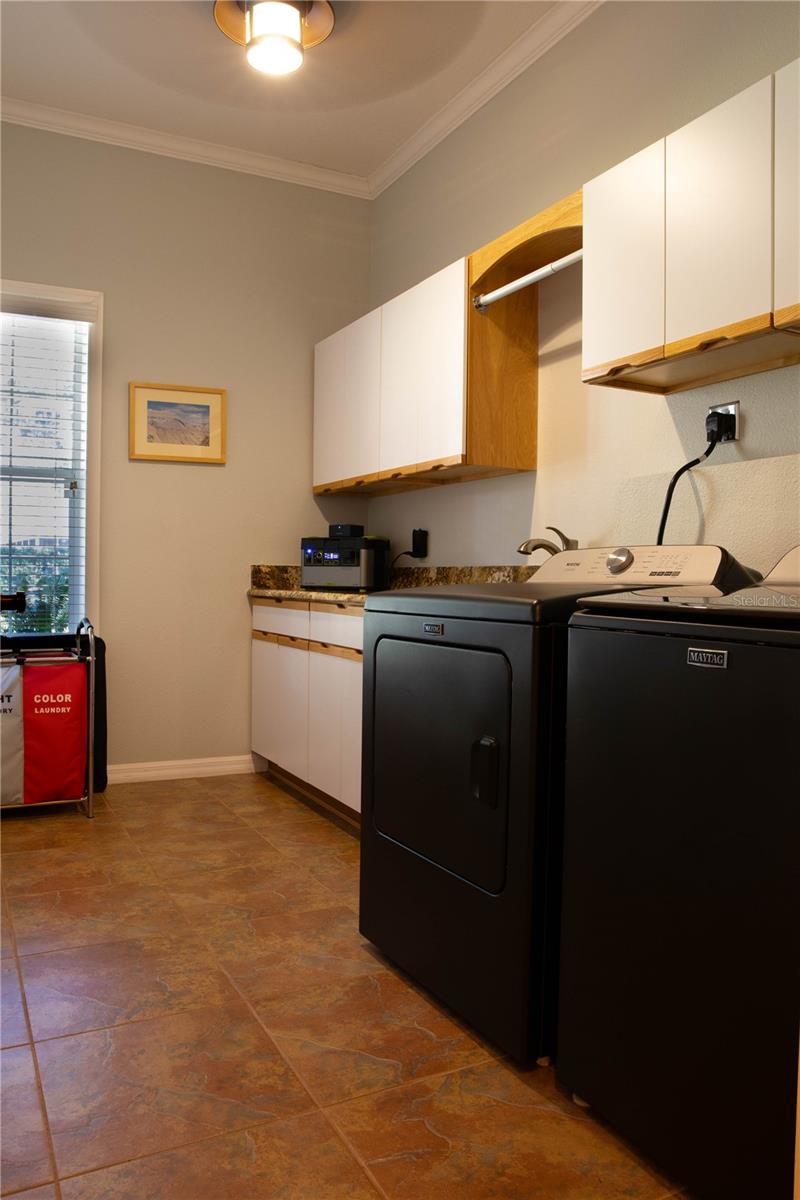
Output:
top-left (128, 382), bottom-right (226, 464)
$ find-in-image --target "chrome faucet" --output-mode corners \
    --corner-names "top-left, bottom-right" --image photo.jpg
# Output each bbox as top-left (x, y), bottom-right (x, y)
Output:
top-left (517, 526), bottom-right (578, 557)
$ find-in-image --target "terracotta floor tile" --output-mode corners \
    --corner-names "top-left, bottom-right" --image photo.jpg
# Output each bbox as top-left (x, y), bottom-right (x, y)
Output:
top-left (0, 812), bottom-right (132, 856)
top-left (257, 819), bottom-right (359, 858)
top-left (166, 860), bottom-right (340, 936)
top-left (0, 896), bottom-right (13, 958)
top-left (58, 1110), bottom-right (379, 1200)
top-left (38, 1001), bottom-right (314, 1177)
top-left (140, 828), bottom-right (285, 882)
top-left (259, 970), bottom-right (490, 1105)
top-left (21, 934), bottom-right (238, 1040)
top-left (104, 779), bottom-right (206, 806)
top-left (1, 960), bottom-right (29, 1048)
top-left (118, 800), bottom-right (247, 838)
top-left (308, 853), bottom-right (361, 905)
top-left (4, 1186), bottom-right (58, 1199)
top-left (0, 1046), bottom-right (53, 1195)
top-left (218, 905), bottom-right (383, 1001)
top-left (329, 1060), bottom-right (676, 1200)
top-left (9, 882), bottom-right (191, 956)
top-left (2, 846), bottom-right (157, 896)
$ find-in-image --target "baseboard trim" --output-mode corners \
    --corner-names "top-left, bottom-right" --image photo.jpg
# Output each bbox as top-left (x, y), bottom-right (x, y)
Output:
top-left (106, 755), bottom-right (256, 784)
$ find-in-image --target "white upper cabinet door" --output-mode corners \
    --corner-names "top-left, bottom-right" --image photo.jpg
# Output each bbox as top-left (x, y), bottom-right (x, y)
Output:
top-left (340, 310), bottom-right (381, 482)
top-left (774, 58), bottom-right (800, 318)
top-left (380, 259), bottom-right (467, 472)
top-left (313, 328), bottom-right (347, 486)
top-left (582, 140), bottom-right (666, 373)
top-left (666, 76), bottom-right (773, 346)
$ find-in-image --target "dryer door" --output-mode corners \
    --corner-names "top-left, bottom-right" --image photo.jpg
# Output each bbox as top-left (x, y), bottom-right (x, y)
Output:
top-left (372, 638), bottom-right (511, 892)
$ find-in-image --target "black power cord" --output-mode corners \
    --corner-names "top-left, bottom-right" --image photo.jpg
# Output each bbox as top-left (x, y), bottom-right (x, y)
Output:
top-left (656, 410), bottom-right (736, 545)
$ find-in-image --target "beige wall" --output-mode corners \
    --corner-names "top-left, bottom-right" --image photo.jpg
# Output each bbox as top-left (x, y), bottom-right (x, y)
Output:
top-left (367, 1), bottom-right (800, 575)
top-left (1, 125), bottom-right (371, 765)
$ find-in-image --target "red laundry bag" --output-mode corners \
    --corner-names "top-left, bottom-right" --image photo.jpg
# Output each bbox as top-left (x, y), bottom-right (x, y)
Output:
top-left (22, 662), bottom-right (87, 804)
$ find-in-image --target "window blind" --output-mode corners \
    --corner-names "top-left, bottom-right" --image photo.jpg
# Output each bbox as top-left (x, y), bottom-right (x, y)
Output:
top-left (1, 312), bottom-right (90, 634)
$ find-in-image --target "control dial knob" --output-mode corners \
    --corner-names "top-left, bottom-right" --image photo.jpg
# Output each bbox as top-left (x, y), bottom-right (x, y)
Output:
top-left (606, 547), bottom-right (634, 575)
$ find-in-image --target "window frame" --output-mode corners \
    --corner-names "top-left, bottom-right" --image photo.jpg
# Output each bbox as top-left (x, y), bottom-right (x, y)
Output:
top-left (1, 279), bottom-right (103, 632)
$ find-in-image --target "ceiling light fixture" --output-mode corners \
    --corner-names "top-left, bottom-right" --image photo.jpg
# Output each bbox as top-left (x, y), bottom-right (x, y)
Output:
top-left (214, 0), bottom-right (335, 77)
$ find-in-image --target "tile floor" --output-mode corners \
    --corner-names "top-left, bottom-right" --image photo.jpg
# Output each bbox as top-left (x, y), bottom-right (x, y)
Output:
top-left (0, 774), bottom-right (688, 1199)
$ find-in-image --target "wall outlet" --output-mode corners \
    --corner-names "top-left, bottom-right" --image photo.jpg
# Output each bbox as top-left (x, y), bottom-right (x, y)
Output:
top-left (411, 528), bottom-right (429, 558)
top-left (707, 401), bottom-right (739, 442)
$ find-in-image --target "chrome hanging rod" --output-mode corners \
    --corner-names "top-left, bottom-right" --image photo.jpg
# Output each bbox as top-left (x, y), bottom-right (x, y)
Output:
top-left (472, 248), bottom-right (583, 312)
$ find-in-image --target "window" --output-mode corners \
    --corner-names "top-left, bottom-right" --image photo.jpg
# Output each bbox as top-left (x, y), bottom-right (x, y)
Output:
top-left (1, 283), bottom-right (102, 635)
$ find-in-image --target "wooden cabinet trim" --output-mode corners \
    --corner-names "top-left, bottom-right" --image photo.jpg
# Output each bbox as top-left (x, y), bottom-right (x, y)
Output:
top-left (775, 302), bottom-right (800, 333)
top-left (582, 343), bottom-right (666, 383)
top-left (277, 635), bottom-right (310, 651)
top-left (251, 598), bottom-right (310, 611)
top-left (310, 602), bottom-right (364, 617)
top-left (469, 190), bottom-right (583, 291)
top-left (251, 630), bottom-right (279, 643)
top-left (663, 312), bottom-right (773, 360)
top-left (308, 640), bottom-right (363, 662)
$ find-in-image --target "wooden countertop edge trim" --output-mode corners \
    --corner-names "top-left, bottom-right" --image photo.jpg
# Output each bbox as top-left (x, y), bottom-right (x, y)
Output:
top-left (308, 640), bottom-right (363, 661)
top-left (251, 597), bottom-right (310, 610)
top-left (309, 601), bottom-right (364, 616)
top-left (774, 302), bottom-right (800, 332)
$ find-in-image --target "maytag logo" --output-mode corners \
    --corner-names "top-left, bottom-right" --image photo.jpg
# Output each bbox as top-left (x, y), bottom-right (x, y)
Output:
top-left (687, 647), bottom-right (728, 669)
top-left (423, 622), bottom-right (444, 636)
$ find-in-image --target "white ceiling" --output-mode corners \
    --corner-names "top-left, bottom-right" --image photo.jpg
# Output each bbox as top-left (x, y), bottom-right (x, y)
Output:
top-left (0, 0), bottom-right (600, 196)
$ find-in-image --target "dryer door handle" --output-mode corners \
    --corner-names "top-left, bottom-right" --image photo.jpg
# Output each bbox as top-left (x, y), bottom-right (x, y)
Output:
top-left (471, 736), bottom-right (499, 809)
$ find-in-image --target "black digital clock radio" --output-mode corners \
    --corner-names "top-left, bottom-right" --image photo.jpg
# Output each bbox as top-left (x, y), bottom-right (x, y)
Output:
top-left (301, 526), bottom-right (390, 592)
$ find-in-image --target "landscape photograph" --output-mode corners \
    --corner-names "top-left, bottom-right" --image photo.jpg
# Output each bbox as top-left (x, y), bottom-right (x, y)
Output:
top-left (146, 399), bottom-right (210, 446)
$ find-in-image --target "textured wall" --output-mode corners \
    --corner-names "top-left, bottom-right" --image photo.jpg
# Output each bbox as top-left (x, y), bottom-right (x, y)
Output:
top-left (367, 1), bottom-right (800, 574)
top-left (1, 125), bottom-right (370, 764)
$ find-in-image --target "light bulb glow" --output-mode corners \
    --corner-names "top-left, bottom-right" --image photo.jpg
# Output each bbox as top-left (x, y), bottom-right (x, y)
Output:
top-left (246, 2), bottom-right (304, 75)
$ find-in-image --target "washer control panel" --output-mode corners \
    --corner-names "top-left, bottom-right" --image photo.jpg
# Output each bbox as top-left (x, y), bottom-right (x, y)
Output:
top-left (533, 544), bottom-right (726, 587)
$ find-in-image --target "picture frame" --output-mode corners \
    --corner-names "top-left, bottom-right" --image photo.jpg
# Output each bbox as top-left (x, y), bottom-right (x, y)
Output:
top-left (128, 382), bottom-right (227, 464)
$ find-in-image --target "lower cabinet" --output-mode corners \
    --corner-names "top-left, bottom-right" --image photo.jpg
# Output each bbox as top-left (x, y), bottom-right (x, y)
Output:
top-left (251, 635), bottom-right (309, 782)
top-left (307, 648), bottom-right (363, 812)
top-left (251, 611), bottom-right (363, 814)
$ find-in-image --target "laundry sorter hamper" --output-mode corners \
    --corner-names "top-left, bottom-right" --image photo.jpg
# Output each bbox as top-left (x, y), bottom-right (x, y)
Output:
top-left (1, 618), bottom-right (106, 818)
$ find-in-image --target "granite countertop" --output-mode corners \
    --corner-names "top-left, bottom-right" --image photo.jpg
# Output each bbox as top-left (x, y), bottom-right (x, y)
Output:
top-left (249, 563), bottom-right (538, 607)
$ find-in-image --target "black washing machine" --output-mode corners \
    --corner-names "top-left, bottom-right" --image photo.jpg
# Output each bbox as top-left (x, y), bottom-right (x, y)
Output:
top-left (360, 545), bottom-right (756, 1063)
top-left (557, 546), bottom-right (800, 1199)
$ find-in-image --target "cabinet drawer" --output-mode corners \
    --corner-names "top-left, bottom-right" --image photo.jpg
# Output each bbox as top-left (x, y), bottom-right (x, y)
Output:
top-left (309, 604), bottom-right (364, 650)
top-left (252, 600), bottom-right (309, 638)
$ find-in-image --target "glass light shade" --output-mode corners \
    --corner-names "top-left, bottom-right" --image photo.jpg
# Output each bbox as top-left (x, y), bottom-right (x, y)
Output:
top-left (245, 2), bottom-right (304, 75)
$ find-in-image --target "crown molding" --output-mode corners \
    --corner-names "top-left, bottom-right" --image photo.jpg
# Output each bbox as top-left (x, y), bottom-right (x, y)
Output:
top-left (0, 97), bottom-right (372, 199)
top-left (0, 1), bottom-right (601, 201)
top-left (366, 0), bottom-right (603, 197)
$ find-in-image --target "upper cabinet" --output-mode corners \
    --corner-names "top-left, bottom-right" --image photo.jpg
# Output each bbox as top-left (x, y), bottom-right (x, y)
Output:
top-left (581, 140), bottom-right (665, 377)
top-left (665, 77), bottom-right (772, 349)
top-left (313, 308), bottom-right (380, 488)
top-left (774, 57), bottom-right (800, 330)
top-left (379, 259), bottom-right (466, 475)
top-left (583, 62), bottom-right (800, 394)
top-left (312, 192), bottom-right (580, 496)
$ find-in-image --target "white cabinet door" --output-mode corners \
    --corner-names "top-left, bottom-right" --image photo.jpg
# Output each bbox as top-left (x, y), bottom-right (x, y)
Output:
top-left (666, 76), bottom-right (773, 346)
top-left (340, 310), bottom-right (381, 481)
top-left (582, 140), bottom-right (665, 373)
top-left (380, 259), bottom-right (467, 472)
top-left (307, 651), bottom-right (342, 799)
top-left (339, 657), bottom-right (363, 813)
top-left (269, 642), bottom-right (309, 781)
top-left (251, 637), bottom-right (278, 762)
top-left (775, 58), bottom-right (800, 318)
top-left (313, 328), bottom-right (347, 486)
